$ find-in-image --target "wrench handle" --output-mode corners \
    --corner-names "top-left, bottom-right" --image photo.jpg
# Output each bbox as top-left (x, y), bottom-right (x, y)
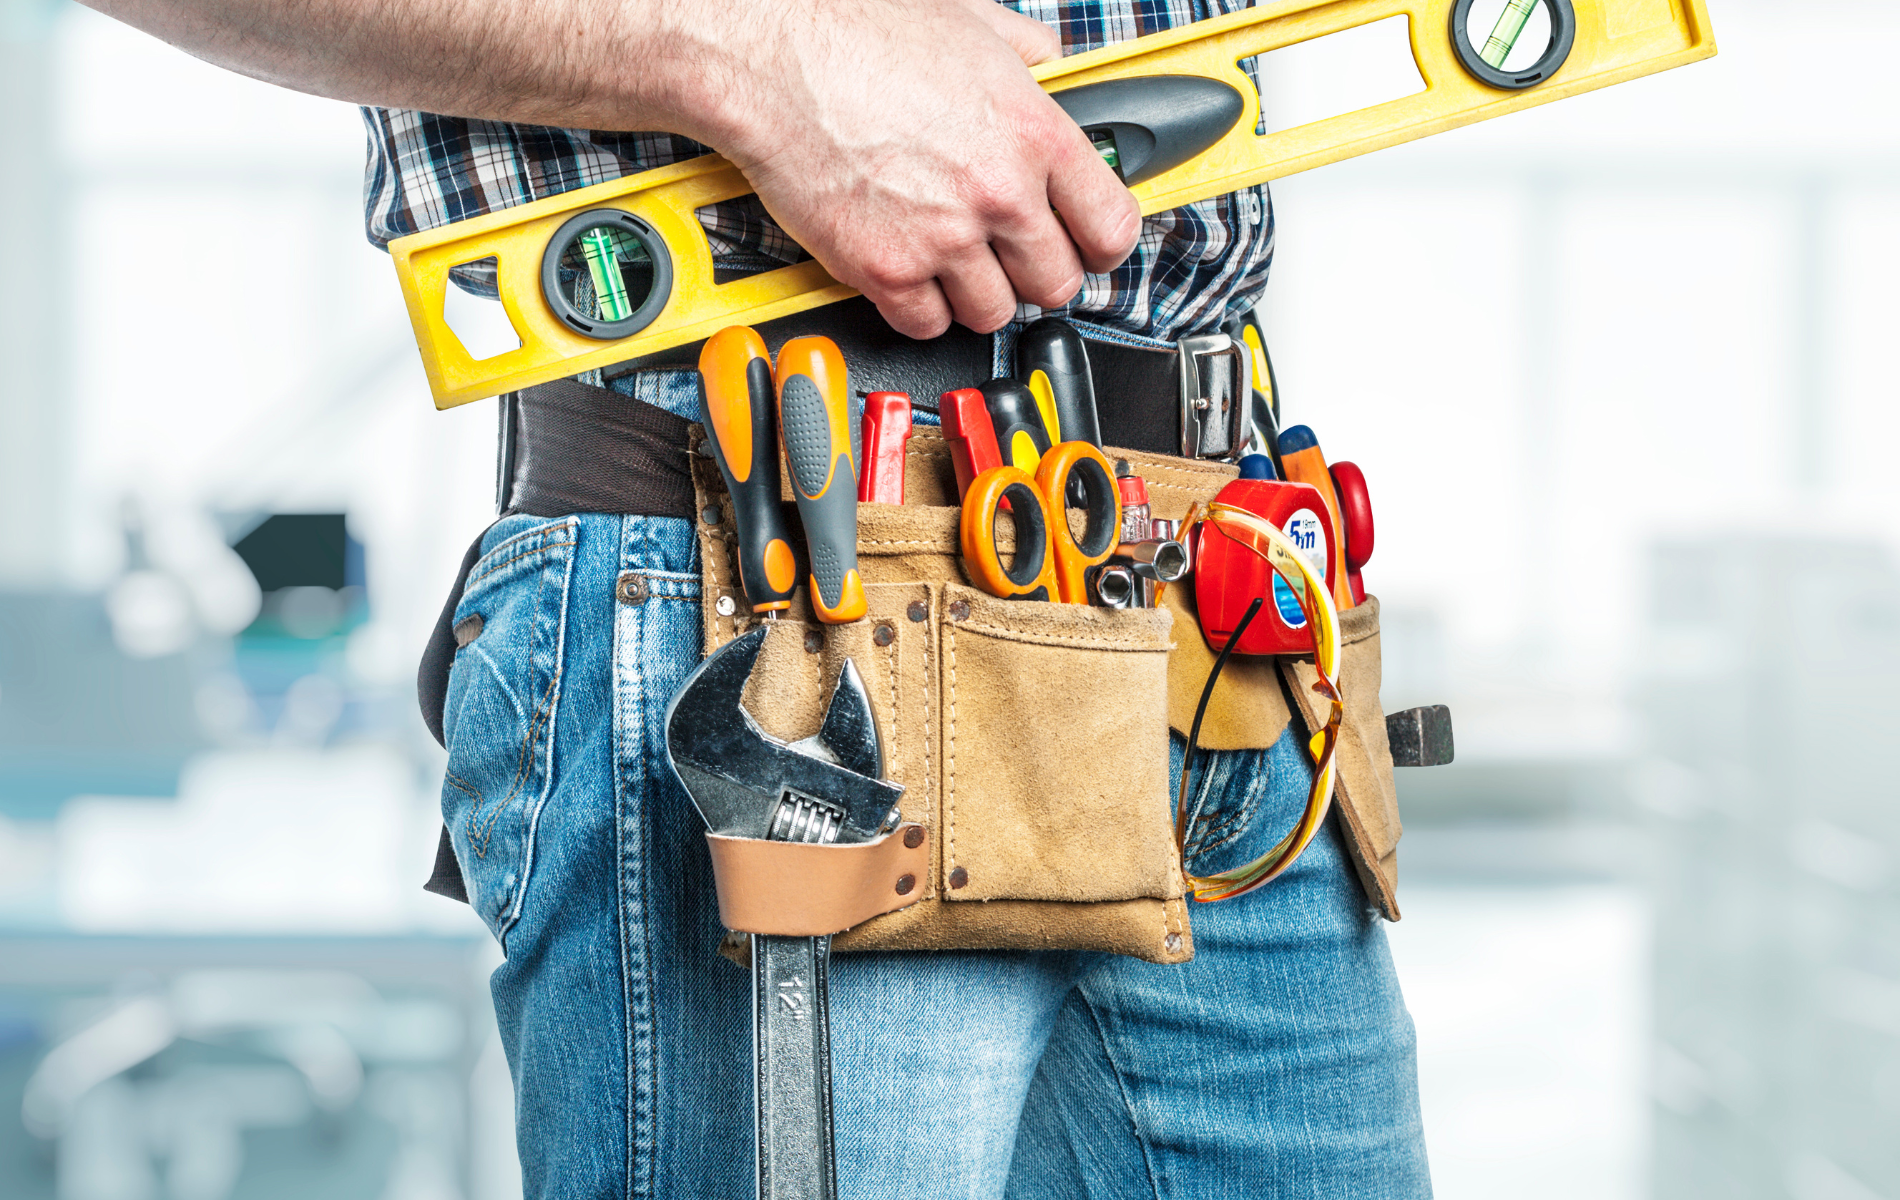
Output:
top-left (753, 933), bottom-right (837, 1200)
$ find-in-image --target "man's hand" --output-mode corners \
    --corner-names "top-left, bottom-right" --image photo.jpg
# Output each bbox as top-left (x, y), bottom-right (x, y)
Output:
top-left (697, 0), bottom-right (1141, 337)
top-left (84, 0), bottom-right (1142, 338)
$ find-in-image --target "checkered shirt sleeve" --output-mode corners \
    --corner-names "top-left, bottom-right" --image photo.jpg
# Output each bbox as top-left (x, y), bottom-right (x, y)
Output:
top-left (360, 0), bottom-right (1270, 342)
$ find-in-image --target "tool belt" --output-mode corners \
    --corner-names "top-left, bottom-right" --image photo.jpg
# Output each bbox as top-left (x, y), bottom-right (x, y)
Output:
top-left (420, 309), bottom-right (1402, 964)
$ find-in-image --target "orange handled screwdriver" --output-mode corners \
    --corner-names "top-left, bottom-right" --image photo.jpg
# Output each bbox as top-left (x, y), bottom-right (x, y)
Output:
top-left (774, 336), bottom-right (866, 623)
top-left (698, 327), bottom-right (796, 615)
top-left (1275, 424), bottom-right (1354, 612)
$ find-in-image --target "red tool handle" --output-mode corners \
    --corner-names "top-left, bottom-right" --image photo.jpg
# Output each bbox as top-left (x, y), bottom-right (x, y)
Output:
top-left (941, 388), bottom-right (1006, 502)
top-left (858, 392), bottom-right (913, 504)
top-left (1330, 460), bottom-right (1373, 607)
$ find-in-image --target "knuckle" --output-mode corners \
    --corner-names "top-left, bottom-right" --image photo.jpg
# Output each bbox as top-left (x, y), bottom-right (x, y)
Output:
top-left (1028, 269), bottom-right (1084, 309)
top-left (857, 251), bottom-right (925, 294)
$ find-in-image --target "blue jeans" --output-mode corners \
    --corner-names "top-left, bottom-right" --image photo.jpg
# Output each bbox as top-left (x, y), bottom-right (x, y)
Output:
top-left (438, 374), bottom-right (1429, 1199)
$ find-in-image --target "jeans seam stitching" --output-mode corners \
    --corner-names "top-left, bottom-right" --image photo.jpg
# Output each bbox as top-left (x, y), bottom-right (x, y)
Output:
top-left (1077, 989), bottom-right (1168, 1200)
top-left (466, 537), bottom-right (577, 588)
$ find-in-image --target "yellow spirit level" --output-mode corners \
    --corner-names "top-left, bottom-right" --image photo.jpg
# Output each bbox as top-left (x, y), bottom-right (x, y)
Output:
top-left (392, 0), bottom-right (1714, 409)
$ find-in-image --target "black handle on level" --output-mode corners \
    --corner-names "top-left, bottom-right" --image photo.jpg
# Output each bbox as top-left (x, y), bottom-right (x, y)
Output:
top-left (980, 379), bottom-right (1053, 474)
top-left (775, 337), bottom-right (866, 624)
top-left (1050, 75), bottom-right (1246, 187)
top-left (1017, 317), bottom-right (1102, 449)
top-left (699, 327), bottom-right (798, 614)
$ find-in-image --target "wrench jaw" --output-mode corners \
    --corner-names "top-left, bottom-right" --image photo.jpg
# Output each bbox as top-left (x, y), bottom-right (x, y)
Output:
top-left (664, 627), bottom-right (903, 842)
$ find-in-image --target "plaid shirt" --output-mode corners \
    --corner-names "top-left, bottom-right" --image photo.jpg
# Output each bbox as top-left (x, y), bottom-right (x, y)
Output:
top-left (362, 0), bottom-right (1271, 344)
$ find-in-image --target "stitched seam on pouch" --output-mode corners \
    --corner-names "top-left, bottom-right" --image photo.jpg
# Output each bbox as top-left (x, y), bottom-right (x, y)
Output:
top-left (945, 619), bottom-right (957, 879)
top-left (921, 592), bottom-right (935, 899)
top-left (468, 537), bottom-right (577, 587)
top-left (883, 631), bottom-right (900, 790)
top-left (957, 623), bottom-right (1170, 652)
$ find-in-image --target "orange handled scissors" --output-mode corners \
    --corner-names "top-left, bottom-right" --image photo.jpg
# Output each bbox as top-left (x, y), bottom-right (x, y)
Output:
top-left (960, 442), bottom-right (1122, 603)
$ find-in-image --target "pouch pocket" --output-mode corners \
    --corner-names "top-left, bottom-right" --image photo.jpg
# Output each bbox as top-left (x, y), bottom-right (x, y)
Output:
top-left (939, 583), bottom-right (1177, 903)
top-left (440, 516), bottom-right (578, 941)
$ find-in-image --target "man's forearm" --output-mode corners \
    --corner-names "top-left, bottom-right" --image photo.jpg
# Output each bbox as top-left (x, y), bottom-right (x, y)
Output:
top-left (81, 0), bottom-right (741, 144)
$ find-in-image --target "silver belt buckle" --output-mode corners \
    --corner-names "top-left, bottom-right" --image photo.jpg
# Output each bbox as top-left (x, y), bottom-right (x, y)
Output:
top-left (1176, 333), bottom-right (1246, 460)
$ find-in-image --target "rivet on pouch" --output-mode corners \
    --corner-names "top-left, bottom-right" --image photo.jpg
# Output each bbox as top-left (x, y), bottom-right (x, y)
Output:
top-left (701, 505), bottom-right (722, 526)
top-left (946, 600), bottom-right (970, 622)
top-left (948, 866), bottom-right (969, 890)
top-left (895, 874), bottom-right (916, 896)
top-left (872, 622), bottom-right (896, 647)
top-left (617, 573), bottom-right (648, 606)
top-left (804, 629), bottom-right (824, 654)
top-left (714, 595), bottom-right (737, 617)
top-left (903, 825), bottom-right (925, 849)
top-left (906, 601), bottom-right (928, 623)
top-left (1165, 933), bottom-right (1183, 953)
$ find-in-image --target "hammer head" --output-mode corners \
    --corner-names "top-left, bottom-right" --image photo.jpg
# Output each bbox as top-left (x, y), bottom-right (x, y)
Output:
top-left (663, 627), bottom-right (904, 843)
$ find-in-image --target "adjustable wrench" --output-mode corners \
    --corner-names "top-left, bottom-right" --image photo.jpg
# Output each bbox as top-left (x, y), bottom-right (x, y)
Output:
top-left (664, 626), bottom-right (904, 1200)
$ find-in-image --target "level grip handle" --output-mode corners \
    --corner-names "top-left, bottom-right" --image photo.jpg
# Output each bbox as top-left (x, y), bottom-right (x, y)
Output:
top-left (775, 337), bottom-right (866, 624)
top-left (1049, 75), bottom-right (1244, 186)
top-left (699, 327), bottom-right (797, 614)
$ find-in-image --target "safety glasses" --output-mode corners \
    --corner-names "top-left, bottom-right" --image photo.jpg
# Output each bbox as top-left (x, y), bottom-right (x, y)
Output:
top-left (1173, 501), bottom-right (1343, 902)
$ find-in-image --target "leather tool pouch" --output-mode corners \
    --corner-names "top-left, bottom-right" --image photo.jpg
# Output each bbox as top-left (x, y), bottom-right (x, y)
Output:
top-left (691, 428), bottom-right (1402, 967)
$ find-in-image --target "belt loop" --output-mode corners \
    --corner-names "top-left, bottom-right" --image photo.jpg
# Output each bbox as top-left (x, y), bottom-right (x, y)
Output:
top-left (1176, 333), bottom-right (1245, 460)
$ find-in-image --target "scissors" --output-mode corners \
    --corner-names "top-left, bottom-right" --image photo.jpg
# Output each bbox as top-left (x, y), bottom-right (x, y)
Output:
top-left (959, 442), bottom-right (1122, 603)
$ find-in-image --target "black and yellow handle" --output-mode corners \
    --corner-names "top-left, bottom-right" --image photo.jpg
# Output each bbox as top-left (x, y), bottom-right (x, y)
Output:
top-left (698, 327), bottom-right (797, 615)
top-left (774, 336), bottom-right (866, 624)
top-left (981, 379), bottom-right (1053, 476)
top-left (1018, 319), bottom-right (1102, 449)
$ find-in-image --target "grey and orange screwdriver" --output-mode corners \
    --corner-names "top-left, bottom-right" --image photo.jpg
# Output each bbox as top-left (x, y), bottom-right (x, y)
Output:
top-left (775, 336), bottom-right (867, 623)
top-left (698, 326), bottom-right (797, 616)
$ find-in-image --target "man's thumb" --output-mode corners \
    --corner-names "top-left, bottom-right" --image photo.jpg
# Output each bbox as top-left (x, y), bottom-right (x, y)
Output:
top-left (970, 0), bottom-right (1062, 66)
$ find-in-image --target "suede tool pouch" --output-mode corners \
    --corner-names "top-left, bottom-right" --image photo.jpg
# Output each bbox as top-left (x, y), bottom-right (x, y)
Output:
top-left (689, 427), bottom-right (1401, 967)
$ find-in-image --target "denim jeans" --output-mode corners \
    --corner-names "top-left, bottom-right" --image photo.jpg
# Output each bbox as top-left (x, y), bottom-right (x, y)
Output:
top-left (438, 370), bottom-right (1430, 1199)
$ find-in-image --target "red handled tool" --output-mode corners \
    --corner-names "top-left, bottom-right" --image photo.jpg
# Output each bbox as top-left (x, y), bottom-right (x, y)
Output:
top-left (775, 336), bottom-right (866, 623)
top-left (858, 391), bottom-right (912, 504)
top-left (960, 442), bottom-right (1121, 604)
top-left (1329, 460), bottom-right (1373, 607)
top-left (1275, 425), bottom-right (1355, 613)
top-left (697, 326), bottom-right (796, 615)
top-left (942, 389), bottom-right (1006, 502)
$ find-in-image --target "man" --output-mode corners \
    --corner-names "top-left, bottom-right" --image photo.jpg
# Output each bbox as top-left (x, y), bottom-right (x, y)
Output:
top-left (81, 0), bottom-right (1430, 1195)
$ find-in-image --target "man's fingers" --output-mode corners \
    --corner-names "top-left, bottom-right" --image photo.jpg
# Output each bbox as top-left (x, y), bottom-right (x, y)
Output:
top-left (863, 277), bottom-right (956, 341)
top-left (1046, 131), bottom-right (1143, 274)
top-left (936, 247), bottom-right (1021, 334)
top-left (965, 0), bottom-right (1061, 66)
top-left (991, 214), bottom-right (1086, 312)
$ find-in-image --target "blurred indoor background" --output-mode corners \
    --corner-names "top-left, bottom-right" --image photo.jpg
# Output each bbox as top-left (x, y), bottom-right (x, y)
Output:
top-left (2, 0), bottom-right (1895, 1196)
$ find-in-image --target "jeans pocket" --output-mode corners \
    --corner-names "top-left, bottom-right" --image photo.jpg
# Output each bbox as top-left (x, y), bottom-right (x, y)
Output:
top-left (440, 516), bottom-right (579, 943)
top-left (1179, 727), bottom-right (1315, 882)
